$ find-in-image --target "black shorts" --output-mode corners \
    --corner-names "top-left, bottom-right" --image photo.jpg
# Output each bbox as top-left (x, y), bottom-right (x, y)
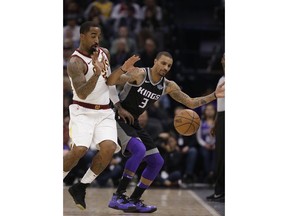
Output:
top-left (116, 116), bottom-right (158, 157)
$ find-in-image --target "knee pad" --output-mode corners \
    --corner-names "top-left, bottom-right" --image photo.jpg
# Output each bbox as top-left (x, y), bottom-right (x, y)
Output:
top-left (127, 137), bottom-right (146, 159)
top-left (144, 153), bottom-right (164, 169)
top-left (142, 153), bottom-right (164, 180)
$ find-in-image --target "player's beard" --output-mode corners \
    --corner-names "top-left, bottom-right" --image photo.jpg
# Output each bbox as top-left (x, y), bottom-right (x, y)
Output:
top-left (159, 70), bottom-right (167, 77)
top-left (88, 45), bottom-right (98, 56)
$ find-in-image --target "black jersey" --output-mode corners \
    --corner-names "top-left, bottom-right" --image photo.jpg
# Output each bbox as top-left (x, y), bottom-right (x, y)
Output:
top-left (119, 68), bottom-right (166, 119)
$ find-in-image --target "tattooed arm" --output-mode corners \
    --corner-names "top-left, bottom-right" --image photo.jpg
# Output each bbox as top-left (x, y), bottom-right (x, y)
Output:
top-left (106, 55), bottom-right (141, 86)
top-left (106, 68), bottom-right (135, 86)
top-left (165, 80), bottom-right (225, 109)
top-left (67, 55), bottom-right (101, 100)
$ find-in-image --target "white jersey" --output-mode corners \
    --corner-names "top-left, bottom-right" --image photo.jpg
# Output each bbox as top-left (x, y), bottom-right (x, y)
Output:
top-left (69, 48), bottom-right (111, 105)
top-left (217, 76), bottom-right (225, 112)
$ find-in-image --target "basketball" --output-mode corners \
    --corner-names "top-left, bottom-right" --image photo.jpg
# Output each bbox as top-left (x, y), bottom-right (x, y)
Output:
top-left (174, 109), bottom-right (200, 136)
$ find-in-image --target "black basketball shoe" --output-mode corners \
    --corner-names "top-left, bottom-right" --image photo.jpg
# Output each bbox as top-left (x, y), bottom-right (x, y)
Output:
top-left (206, 193), bottom-right (225, 203)
top-left (68, 182), bottom-right (89, 210)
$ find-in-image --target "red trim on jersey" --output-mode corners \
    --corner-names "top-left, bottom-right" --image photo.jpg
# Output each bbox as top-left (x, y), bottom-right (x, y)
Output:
top-left (70, 55), bottom-right (88, 75)
top-left (99, 47), bottom-right (109, 60)
top-left (73, 100), bottom-right (110, 110)
top-left (76, 49), bottom-right (91, 58)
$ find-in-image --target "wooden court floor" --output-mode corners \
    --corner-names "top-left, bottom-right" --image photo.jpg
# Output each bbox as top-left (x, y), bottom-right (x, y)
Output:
top-left (64, 187), bottom-right (221, 216)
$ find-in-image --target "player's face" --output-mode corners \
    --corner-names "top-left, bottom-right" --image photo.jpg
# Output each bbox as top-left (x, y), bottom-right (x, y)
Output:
top-left (82, 27), bottom-right (101, 55)
top-left (154, 55), bottom-right (173, 77)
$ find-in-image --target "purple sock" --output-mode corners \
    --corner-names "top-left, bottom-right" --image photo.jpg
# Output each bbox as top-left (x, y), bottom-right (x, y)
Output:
top-left (124, 137), bottom-right (146, 175)
top-left (138, 182), bottom-right (149, 189)
top-left (141, 153), bottom-right (164, 183)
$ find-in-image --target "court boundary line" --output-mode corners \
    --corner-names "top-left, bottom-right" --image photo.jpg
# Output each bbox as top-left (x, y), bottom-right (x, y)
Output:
top-left (187, 190), bottom-right (221, 216)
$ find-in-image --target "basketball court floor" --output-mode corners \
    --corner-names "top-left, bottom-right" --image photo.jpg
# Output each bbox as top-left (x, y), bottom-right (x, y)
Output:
top-left (64, 186), bottom-right (224, 216)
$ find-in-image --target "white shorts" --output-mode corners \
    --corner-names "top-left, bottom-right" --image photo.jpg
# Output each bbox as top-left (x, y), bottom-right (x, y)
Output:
top-left (68, 104), bottom-right (121, 153)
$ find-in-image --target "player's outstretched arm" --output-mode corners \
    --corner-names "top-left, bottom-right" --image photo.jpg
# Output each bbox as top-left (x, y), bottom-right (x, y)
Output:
top-left (165, 80), bottom-right (224, 109)
top-left (214, 81), bottom-right (225, 98)
top-left (106, 55), bottom-right (140, 86)
top-left (67, 55), bottom-right (101, 100)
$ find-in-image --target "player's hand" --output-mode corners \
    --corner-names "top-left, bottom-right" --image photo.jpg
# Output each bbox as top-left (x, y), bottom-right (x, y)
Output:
top-left (91, 50), bottom-right (105, 76)
top-left (121, 55), bottom-right (141, 72)
top-left (214, 82), bottom-right (225, 98)
top-left (117, 106), bottom-right (134, 125)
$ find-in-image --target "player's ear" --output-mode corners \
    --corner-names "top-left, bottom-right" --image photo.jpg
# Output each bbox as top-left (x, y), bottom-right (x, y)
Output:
top-left (154, 58), bottom-right (157, 65)
top-left (80, 33), bottom-right (85, 40)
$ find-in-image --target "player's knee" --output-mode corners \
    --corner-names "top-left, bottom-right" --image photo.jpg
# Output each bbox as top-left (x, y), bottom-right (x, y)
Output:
top-left (137, 144), bottom-right (146, 158)
top-left (72, 146), bottom-right (88, 158)
top-left (146, 153), bottom-right (164, 168)
top-left (99, 141), bottom-right (117, 154)
top-left (156, 154), bottom-right (164, 167)
top-left (134, 139), bottom-right (146, 158)
top-left (128, 137), bottom-right (146, 158)
top-left (153, 154), bottom-right (164, 169)
top-left (110, 143), bottom-right (117, 153)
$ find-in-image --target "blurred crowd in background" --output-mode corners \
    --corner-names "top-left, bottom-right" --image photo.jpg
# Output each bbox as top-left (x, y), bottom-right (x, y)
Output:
top-left (63, 0), bottom-right (225, 188)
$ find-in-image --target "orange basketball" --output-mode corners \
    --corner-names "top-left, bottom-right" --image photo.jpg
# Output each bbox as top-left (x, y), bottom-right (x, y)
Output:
top-left (174, 109), bottom-right (200, 136)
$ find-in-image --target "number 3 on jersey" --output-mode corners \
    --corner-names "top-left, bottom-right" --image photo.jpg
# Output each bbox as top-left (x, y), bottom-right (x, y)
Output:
top-left (139, 98), bottom-right (149, 108)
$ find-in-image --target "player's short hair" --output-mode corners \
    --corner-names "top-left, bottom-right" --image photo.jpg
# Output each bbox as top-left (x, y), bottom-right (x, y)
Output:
top-left (80, 21), bottom-right (100, 34)
top-left (156, 51), bottom-right (173, 60)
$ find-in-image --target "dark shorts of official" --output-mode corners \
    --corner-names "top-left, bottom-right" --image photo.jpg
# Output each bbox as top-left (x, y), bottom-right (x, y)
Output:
top-left (115, 114), bottom-right (159, 157)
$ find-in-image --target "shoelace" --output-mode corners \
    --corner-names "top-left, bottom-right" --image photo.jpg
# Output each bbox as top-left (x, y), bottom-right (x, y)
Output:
top-left (119, 194), bottom-right (130, 204)
top-left (134, 199), bottom-right (147, 207)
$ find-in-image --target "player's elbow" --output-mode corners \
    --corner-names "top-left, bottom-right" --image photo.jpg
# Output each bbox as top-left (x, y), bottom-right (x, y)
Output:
top-left (106, 79), bottom-right (116, 86)
top-left (76, 92), bottom-right (87, 100)
top-left (187, 103), bottom-right (197, 109)
top-left (190, 105), bottom-right (198, 109)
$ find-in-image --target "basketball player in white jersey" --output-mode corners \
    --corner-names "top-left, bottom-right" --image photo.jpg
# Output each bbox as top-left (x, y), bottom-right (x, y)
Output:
top-left (63, 21), bottom-right (138, 211)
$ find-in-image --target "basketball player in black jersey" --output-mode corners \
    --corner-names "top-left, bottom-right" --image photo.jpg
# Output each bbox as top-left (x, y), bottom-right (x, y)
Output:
top-left (106, 51), bottom-right (225, 213)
